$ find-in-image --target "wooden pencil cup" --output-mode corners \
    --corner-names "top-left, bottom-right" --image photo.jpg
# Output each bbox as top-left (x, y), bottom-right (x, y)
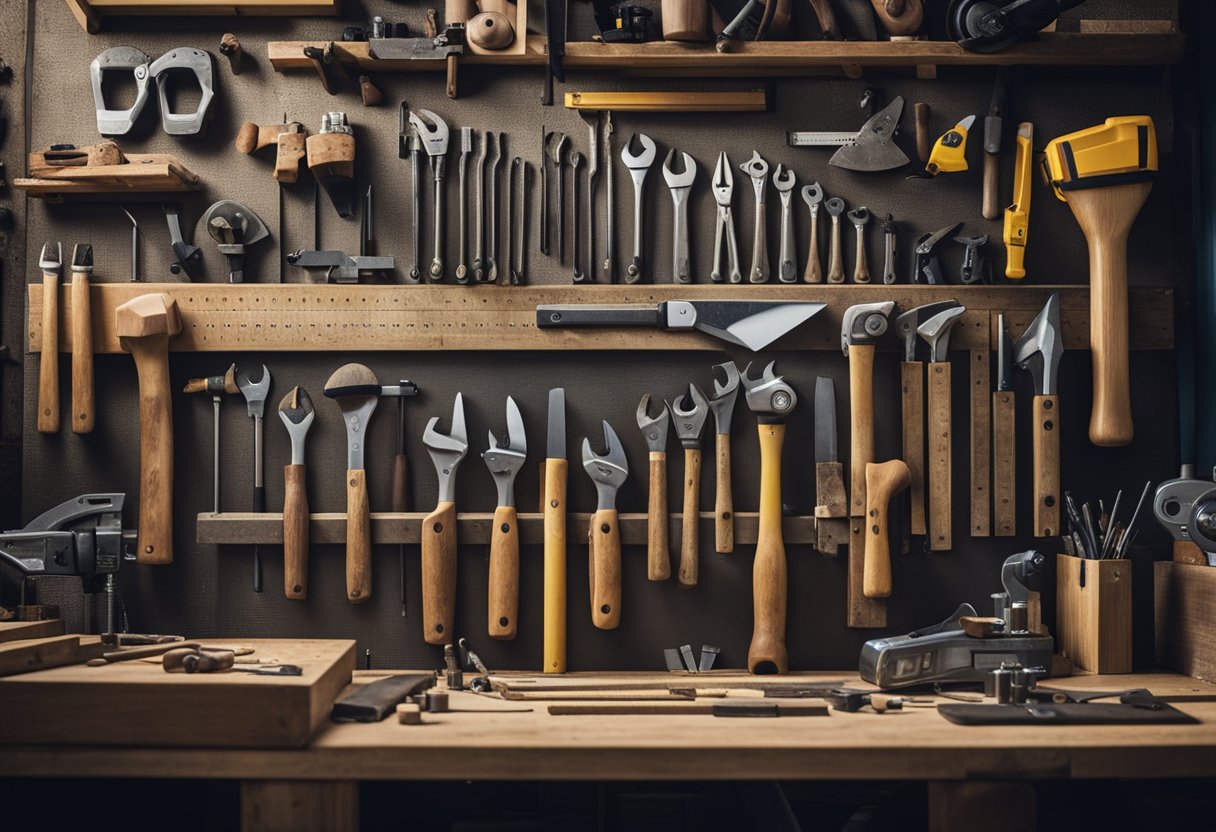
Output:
top-left (1056, 554), bottom-right (1132, 673)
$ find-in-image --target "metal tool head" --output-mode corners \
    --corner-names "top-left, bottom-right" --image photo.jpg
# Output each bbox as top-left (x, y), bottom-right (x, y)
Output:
top-left (1012, 292), bottom-right (1062, 396)
top-left (666, 299), bottom-right (826, 352)
top-left (278, 386), bottom-right (315, 462)
top-left (621, 133), bottom-right (656, 169)
top-left (70, 243), bottom-right (93, 273)
top-left (712, 151), bottom-right (734, 205)
top-left (829, 96), bottom-right (910, 172)
top-left (740, 150), bottom-right (769, 183)
top-left (423, 393), bottom-right (469, 502)
top-left (551, 132), bottom-right (569, 165)
top-left (801, 182), bottom-right (823, 211)
top-left (814, 377), bottom-right (838, 463)
top-left (841, 301), bottom-right (896, 355)
top-left (708, 362), bottom-right (740, 435)
top-left (409, 108), bottom-right (449, 156)
top-left (916, 306), bottom-right (967, 362)
top-left (235, 364), bottom-right (271, 418)
top-left (662, 149), bottom-right (697, 188)
top-left (90, 46), bottom-right (152, 136)
top-left (483, 396), bottom-right (527, 506)
top-left (997, 313), bottom-right (1013, 391)
top-left (825, 197), bottom-right (845, 218)
top-left (668, 383), bottom-right (710, 447)
top-left (582, 421), bottom-right (629, 509)
top-left (1155, 475), bottom-right (1214, 544)
top-left (636, 394), bottom-right (670, 453)
top-left (741, 361), bottom-right (797, 420)
top-left (203, 200), bottom-right (270, 246)
top-left (39, 242), bottom-right (62, 271)
top-left (847, 206), bottom-right (871, 227)
top-left (324, 364), bottom-right (380, 469)
top-left (895, 301), bottom-right (961, 362)
top-left (569, 149), bottom-right (583, 169)
top-left (148, 48), bottom-right (215, 136)
top-left (460, 125), bottom-right (472, 154)
top-left (546, 388), bottom-right (566, 459)
top-left (772, 163), bottom-right (795, 192)
top-left (955, 233), bottom-right (989, 248)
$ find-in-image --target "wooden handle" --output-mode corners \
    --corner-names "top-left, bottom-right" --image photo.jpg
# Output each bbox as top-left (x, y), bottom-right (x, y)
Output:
top-left (807, 0), bottom-right (841, 37)
top-left (235, 122), bottom-right (285, 154)
top-left (125, 335), bottom-right (174, 564)
top-left (982, 151), bottom-right (1001, 220)
top-left (647, 451), bottom-right (670, 580)
top-left (914, 102), bottom-right (931, 164)
top-left (446, 0), bottom-right (474, 23)
top-left (900, 362), bottom-right (925, 536)
top-left (869, 0), bottom-right (922, 36)
top-left (863, 459), bottom-right (911, 598)
top-left (345, 468), bottom-right (372, 603)
top-left (70, 271), bottom-right (94, 434)
top-left (1173, 540), bottom-right (1207, 565)
top-left (37, 273), bottom-right (59, 434)
top-left (678, 447), bottom-right (702, 588)
top-left (714, 433), bottom-right (734, 553)
top-left (992, 390), bottom-right (1017, 536)
top-left (390, 454), bottom-right (408, 512)
top-left (849, 343), bottom-right (876, 516)
top-left (852, 226), bottom-right (869, 283)
top-left (488, 504), bottom-right (519, 639)
top-left (589, 508), bottom-right (622, 629)
top-left (422, 500), bottom-right (457, 644)
top-left (748, 423), bottom-right (787, 675)
top-left (1031, 395), bottom-right (1061, 537)
top-left (446, 53), bottom-right (458, 100)
top-left (803, 211), bottom-right (822, 283)
top-left (661, 0), bottom-right (710, 42)
top-left (827, 216), bottom-right (845, 283)
top-left (927, 362), bottom-right (952, 551)
top-left (543, 458), bottom-right (568, 673)
top-left (1068, 184), bottom-right (1150, 447)
top-left (283, 463), bottom-right (309, 600)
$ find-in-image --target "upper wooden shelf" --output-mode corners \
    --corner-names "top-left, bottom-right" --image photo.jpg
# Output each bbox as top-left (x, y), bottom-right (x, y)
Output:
top-left (267, 32), bottom-right (1183, 78)
top-left (66, 0), bottom-right (338, 33)
top-left (26, 283), bottom-right (1172, 354)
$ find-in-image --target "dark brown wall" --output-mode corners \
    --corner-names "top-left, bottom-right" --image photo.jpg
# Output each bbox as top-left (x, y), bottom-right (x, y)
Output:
top-left (6, 0), bottom-right (1184, 671)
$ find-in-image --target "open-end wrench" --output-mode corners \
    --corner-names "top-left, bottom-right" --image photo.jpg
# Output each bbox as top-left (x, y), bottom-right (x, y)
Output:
top-left (711, 152), bottom-right (741, 284)
top-left (472, 131), bottom-right (490, 282)
top-left (552, 133), bottom-right (569, 264)
top-left (236, 364), bottom-right (271, 593)
top-left (409, 108), bottom-right (449, 282)
top-left (603, 112), bottom-right (616, 282)
top-left (422, 393), bottom-right (469, 644)
top-left (662, 149), bottom-right (697, 284)
top-left (621, 133), bottom-right (656, 283)
top-left (582, 421), bottom-right (629, 630)
top-left (801, 183), bottom-right (823, 283)
top-left (508, 156), bottom-right (526, 285)
top-left (825, 197), bottom-right (846, 283)
top-left (579, 110), bottom-right (600, 283)
top-left (669, 384), bottom-right (709, 587)
top-left (456, 127), bottom-right (472, 283)
top-left (740, 151), bottom-right (769, 283)
top-left (848, 206), bottom-right (871, 283)
top-left (637, 395), bottom-right (671, 581)
top-left (278, 386), bottom-right (314, 600)
top-left (882, 213), bottom-right (897, 284)
top-left (773, 164), bottom-right (797, 283)
top-left (540, 127), bottom-right (552, 257)
top-left (483, 397), bottom-right (527, 639)
top-left (570, 149), bottom-right (585, 282)
top-left (487, 132), bottom-right (503, 283)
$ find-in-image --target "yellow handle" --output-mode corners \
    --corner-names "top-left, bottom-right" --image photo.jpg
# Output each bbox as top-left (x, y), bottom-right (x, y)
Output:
top-left (422, 500), bottom-right (457, 643)
top-left (488, 505), bottom-right (519, 640)
top-left (543, 458), bottom-right (568, 673)
top-left (748, 423), bottom-right (788, 675)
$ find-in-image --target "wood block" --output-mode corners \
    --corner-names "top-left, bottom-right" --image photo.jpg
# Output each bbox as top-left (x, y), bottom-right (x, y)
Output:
top-left (0, 619), bottom-right (65, 643)
top-left (1155, 561), bottom-right (1216, 683)
top-left (846, 521), bottom-right (886, 628)
top-left (1057, 555), bottom-right (1131, 673)
top-left (0, 639), bottom-right (355, 748)
top-left (0, 635), bottom-right (103, 676)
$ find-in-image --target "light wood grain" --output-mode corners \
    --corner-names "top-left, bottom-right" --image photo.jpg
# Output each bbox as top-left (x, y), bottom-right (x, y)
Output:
top-left (422, 501), bottom-right (457, 644)
top-left (679, 447), bottom-right (702, 588)
top-left (863, 460), bottom-right (911, 598)
top-left (37, 271), bottom-right (59, 434)
top-left (0, 635), bottom-right (103, 677)
top-left (283, 464), bottom-right (309, 600)
top-left (488, 505), bottom-right (519, 639)
top-left (900, 361), bottom-right (925, 536)
top-left (543, 458), bottom-right (568, 673)
top-left (969, 350), bottom-right (990, 537)
top-left (646, 452), bottom-right (671, 579)
top-left (660, 0), bottom-right (709, 40)
top-left (1031, 394), bottom-right (1061, 538)
top-left (1057, 555), bottom-right (1132, 673)
top-left (992, 390), bottom-right (1017, 537)
top-left (714, 434), bottom-right (734, 553)
top-left (14, 159), bottom-right (199, 198)
top-left (70, 270), bottom-right (94, 434)
top-left (827, 213), bottom-right (845, 284)
top-left (927, 362), bottom-right (952, 550)
top-left (848, 520), bottom-right (886, 628)
top-left (849, 343), bottom-right (876, 517)
top-left (0, 620), bottom-right (65, 643)
top-left (748, 424), bottom-right (787, 675)
top-left (1155, 562), bottom-right (1216, 682)
top-left (241, 780), bottom-right (358, 832)
top-left (589, 508), bottom-right (622, 630)
top-left (344, 469), bottom-right (371, 604)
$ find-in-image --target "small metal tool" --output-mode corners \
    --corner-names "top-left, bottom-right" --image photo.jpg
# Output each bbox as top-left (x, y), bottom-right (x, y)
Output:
top-left (772, 164), bottom-right (796, 283)
top-left (621, 132), bottom-right (656, 283)
top-left (571, 149), bottom-right (585, 282)
top-left (473, 131), bottom-right (490, 282)
top-left (409, 108), bottom-right (450, 281)
top-left (121, 206), bottom-right (139, 281)
top-left (740, 151), bottom-right (770, 283)
top-left (662, 149), bottom-right (697, 284)
top-left (487, 132), bottom-right (503, 283)
top-left (457, 127), bottom-right (472, 282)
top-left (801, 182), bottom-right (823, 283)
top-left (825, 197), bottom-right (846, 283)
top-left (603, 112), bottom-right (616, 282)
top-left (711, 152), bottom-right (741, 284)
top-left (848, 206), bottom-right (871, 283)
top-left (508, 157), bottom-right (526, 285)
top-left (882, 214), bottom-right (898, 284)
top-left (553, 132), bottom-right (569, 264)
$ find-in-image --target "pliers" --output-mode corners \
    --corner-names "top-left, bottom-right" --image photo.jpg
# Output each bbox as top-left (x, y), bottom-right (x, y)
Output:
top-left (711, 152), bottom-right (742, 283)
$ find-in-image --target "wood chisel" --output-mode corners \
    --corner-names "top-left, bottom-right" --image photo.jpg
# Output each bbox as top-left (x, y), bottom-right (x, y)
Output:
top-left (37, 242), bottom-right (61, 434)
top-left (543, 388), bottom-right (567, 672)
top-left (992, 315), bottom-right (1017, 536)
top-left (69, 243), bottom-right (94, 434)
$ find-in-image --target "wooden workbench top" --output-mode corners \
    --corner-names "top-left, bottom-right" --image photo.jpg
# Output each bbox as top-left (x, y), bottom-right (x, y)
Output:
top-left (2, 670), bottom-right (1215, 782)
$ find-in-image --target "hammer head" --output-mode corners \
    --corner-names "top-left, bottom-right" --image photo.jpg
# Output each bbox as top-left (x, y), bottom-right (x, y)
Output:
top-left (1013, 292), bottom-right (1062, 396)
top-left (116, 293), bottom-right (183, 341)
top-left (841, 301), bottom-right (895, 356)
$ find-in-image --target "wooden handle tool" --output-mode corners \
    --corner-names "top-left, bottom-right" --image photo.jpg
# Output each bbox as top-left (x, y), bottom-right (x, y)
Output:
top-left (748, 422), bottom-right (788, 674)
top-left (826, 199), bottom-right (846, 284)
top-left (1031, 394), bottom-right (1061, 537)
top-left (647, 451), bottom-right (670, 580)
top-left (422, 500), bottom-right (457, 643)
top-left (679, 447), bottom-right (702, 588)
top-left (543, 388), bottom-right (568, 673)
top-left (927, 361), bottom-right (952, 550)
top-left (488, 505), bottom-right (520, 639)
top-left (863, 460), bottom-right (911, 598)
top-left (848, 344), bottom-right (876, 516)
top-left (116, 293), bottom-right (182, 565)
top-left (283, 464), bottom-right (309, 599)
top-left (900, 362), bottom-right (926, 536)
top-left (69, 244), bottom-right (94, 434)
top-left (714, 434), bottom-right (733, 553)
top-left (37, 243), bottom-right (61, 434)
top-left (588, 507), bottom-right (622, 629)
top-left (346, 469), bottom-right (372, 603)
top-left (324, 364), bottom-right (381, 603)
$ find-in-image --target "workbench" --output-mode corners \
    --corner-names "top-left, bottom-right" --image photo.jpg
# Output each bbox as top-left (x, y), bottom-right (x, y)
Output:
top-left (2, 669), bottom-right (1214, 831)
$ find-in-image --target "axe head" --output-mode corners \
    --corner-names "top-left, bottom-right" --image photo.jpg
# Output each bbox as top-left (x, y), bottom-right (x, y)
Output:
top-left (1013, 292), bottom-right (1062, 396)
top-left (830, 97), bottom-right (910, 173)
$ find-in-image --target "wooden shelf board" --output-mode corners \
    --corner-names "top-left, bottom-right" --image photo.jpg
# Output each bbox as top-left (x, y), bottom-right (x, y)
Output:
top-left (26, 283), bottom-right (1173, 354)
top-left (12, 158), bottom-right (200, 200)
top-left (196, 511), bottom-right (820, 547)
top-left (267, 38), bottom-right (547, 72)
top-left (67, 0), bottom-right (338, 33)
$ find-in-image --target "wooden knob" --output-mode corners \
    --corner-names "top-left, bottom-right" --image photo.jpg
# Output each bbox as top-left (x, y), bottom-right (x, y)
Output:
top-left (468, 11), bottom-right (515, 49)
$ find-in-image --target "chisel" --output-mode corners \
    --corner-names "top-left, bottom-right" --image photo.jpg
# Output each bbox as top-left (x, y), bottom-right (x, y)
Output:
top-left (37, 242), bottom-right (61, 434)
top-left (69, 244), bottom-right (94, 434)
top-left (543, 388), bottom-right (567, 673)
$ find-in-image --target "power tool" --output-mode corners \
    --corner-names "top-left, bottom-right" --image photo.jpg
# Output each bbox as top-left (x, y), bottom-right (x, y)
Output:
top-left (947, 0), bottom-right (1087, 53)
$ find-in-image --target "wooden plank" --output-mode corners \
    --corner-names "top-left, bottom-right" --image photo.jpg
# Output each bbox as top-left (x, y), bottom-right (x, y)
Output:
top-left (1079, 19), bottom-right (1179, 35)
top-left (0, 635), bottom-right (103, 676)
top-left (1057, 555), bottom-right (1132, 674)
top-left (241, 781), bottom-right (358, 832)
top-left (0, 619), bottom-right (65, 643)
top-left (268, 38), bottom-right (547, 71)
top-left (13, 160), bottom-right (199, 197)
top-left (197, 511), bottom-right (819, 547)
top-left (0, 639), bottom-right (354, 748)
top-left (1155, 562), bottom-right (1216, 683)
top-left (547, 700), bottom-right (830, 716)
top-left (846, 520), bottom-right (886, 628)
top-left (970, 347), bottom-right (991, 537)
top-left (27, 284), bottom-right (1174, 355)
top-left (78, 0), bottom-right (337, 14)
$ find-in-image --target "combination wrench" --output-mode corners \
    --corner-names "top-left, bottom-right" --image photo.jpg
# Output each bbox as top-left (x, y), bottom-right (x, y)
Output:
top-left (740, 151), bottom-right (770, 283)
top-left (620, 132), bottom-right (657, 283)
top-left (552, 133), bottom-right (568, 264)
top-left (662, 149), bottom-right (697, 284)
top-left (801, 182), bottom-right (824, 283)
top-left (577, 111), bottom-right (600, 283)
top-left (848, 206), bottom-right (871, 283)
top-left (772, 164), bottom-right (797, 283)
top-left (825, 197), bottom-right (846, 283)
top-left (570, 149), bottom-right (584, 282)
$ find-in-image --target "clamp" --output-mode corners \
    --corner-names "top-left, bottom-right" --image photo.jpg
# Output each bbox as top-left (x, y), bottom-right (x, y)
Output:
top-left (148, 48), bottom-right (215, 136)
top-left (91, 47), bottom-right (151, 136)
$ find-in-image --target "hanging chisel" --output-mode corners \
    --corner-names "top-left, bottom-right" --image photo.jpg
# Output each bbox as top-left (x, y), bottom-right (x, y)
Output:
top-left (992, 314), bottom-right (1017, 536)
top-left (37, 242), bottom-right (62, 434)
top-left (982, 67), bottom-right (1008, 221)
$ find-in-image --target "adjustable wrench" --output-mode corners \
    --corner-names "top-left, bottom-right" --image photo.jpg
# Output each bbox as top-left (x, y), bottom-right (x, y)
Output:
top-left (801, 183), bottom-right (823, 283)
top-left (422, 394), bottom-right (469, 644)
top-left (456, 127), bottom-right (472, 283)
top-left (582, 421), bottom-right (629, 630)
top-left (825, 197), bottom-right (846, 283)
top-left (552, 133), bottom-right (568, 264)
top-left (409, 108), bottom-right (450, 282)
top-left (670, 384), bottom-right (709, 587)
top-left (772, 164), bottom-right (797, 283)
top-left (487, 132), bottom-right (503, 282)
top-left (662, 149), bottom-right (697, 284)
top-left (570, 149), bottom-right (584, 282)
top-left (603, 112), bottom-right (616, 282)
top-left (848, 206), bottom-right (871, 283)
top-left (740, 151), bottom-right (769, 283)
top-left (711, 152), bottom-right (741, 284)
top-left (637, 395), bottom-right (671, 581)
top-left (621, 133), bottom-right (657, 283)
top-left (709, 362), bottom-right (740, 553)
top-left (472, 131), bottom-right (489, 282)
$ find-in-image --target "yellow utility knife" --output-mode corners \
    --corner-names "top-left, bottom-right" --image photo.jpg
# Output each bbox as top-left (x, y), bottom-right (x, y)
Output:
top-left (1003, 122), bottom-right (1033, 279)
top-left (926, 115), bottom-right (975, 175)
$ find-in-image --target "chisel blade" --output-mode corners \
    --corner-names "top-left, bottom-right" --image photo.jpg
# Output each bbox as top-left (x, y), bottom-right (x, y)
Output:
top-left (547, 387), bottom-right (566, 459)
top-left (814, 377), bottom-right (838, 464)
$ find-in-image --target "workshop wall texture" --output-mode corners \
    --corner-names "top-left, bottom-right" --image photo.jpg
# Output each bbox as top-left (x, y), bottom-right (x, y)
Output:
top-left (11, 0), bottom-right (1184, 671)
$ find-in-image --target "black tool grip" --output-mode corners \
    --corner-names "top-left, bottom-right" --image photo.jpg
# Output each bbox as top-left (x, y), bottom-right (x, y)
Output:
top-left (536, 305), bottom-right (662, 328)
top-left (253, 484), bottom-right (266, 593)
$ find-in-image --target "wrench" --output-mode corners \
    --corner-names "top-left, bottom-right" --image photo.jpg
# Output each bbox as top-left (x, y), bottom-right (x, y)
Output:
top-left (825, 197), bottom-right (846, 283)
top-left (772, 164), bottom-right (797, 283)
top-left (472, 131), bottom-right (490, 282)
top-left (509, 156), bottom-right (526, 284)
top-left (487, 132), bottom-right (503, 283)
top-left (711, 151), bottom-right (741, 284)
top-left (801, 183), bottom-right (823, 283)
top-left (662, 149), bottom-right (697, 284)
top-left (603, 112), bottom-right (616, 282)
top-left (456, 127), bottom-right (472, 283)
top-left (740, 151), bottom-right (769, 283)
top-left (400, 103), bottom-right (423, 283)
top-left (552, 133), bottom-right (568, 264)
top-left (621, 133), bottom-right (657, 283)
top-left (409, 108), bottom-right (450, 282)
top-left (570, 149), bottom-right (584, 282)
top-left (848, 206), bottom-right (871, 283)
top-left (540, 127), bottom-right (552, 256)
top-left (882, 213), bottom-right (897, 284)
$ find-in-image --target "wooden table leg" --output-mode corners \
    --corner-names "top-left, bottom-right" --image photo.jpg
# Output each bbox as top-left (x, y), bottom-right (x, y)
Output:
top-left (241, 780), bottom-right (358, 832)
top-left (928, 781), bottom-right (1035, 832)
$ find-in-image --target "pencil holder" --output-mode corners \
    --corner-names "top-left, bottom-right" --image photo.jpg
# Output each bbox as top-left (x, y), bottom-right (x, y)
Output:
top-left (1056, 554), bottom-right (1132, 673)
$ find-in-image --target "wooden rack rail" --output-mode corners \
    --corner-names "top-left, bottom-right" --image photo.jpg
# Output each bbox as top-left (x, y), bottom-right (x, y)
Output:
top-left (26, 284), bottom-right (1173, 354)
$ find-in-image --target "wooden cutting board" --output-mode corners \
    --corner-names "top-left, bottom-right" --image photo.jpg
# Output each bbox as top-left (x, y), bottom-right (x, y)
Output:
top-left (0, 638), bottom-right (354, 749)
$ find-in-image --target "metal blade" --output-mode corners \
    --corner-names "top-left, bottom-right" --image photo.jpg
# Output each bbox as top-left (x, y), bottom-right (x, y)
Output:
top-left (505, 395), bottom-right (526, 454)
top-left (679, 300), bottom-right (826, 351)
top-left (997, 313), bottom-right (1013, 391)
top-left (814, 377), bottom-right (837, 463)
top-left (546, 388), bottom-right (566, 460)
top-left (828, 96), bottom-right (909, 172)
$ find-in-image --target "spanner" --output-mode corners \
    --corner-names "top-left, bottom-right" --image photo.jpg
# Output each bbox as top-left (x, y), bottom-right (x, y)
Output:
top-left (401, 103), bottom-right (422, 283)
top-left (582, 421), bottom-right (629, 630)
top-left (848, 206), bottom-right (871, 283)
top-left (487, 132), bottom-right (503, 283)
top-left (472, 131), bottom-right (489, 282)
top-left (711, 151), bottom-right (741, 284)
top-left (621, 133), bottom-right (656, 283)
top-left (882, 213), bottom-right (897, 284)
top-left (603, 112), bottom-right (616, 282)
top-left (825, 197), bottom-right (846, 283)
top-left (772, 164), bottom-right (796, 283)
top-left (801, 183), bottom-right (823, 283)
top-left (456, 127), bottom-right (472, 283)
top-left (552, 133), bottom-right (568, 264)
top-left (409, 108), bottom-right (449, 282)
top-left (540, 127), bottom-right (552, 256)
top-left (662, 149), bottom-right (697, 284)
top-left (570, 149), bottom-right (585, 282)
top-left (740, 151), bottom-right (769, 283)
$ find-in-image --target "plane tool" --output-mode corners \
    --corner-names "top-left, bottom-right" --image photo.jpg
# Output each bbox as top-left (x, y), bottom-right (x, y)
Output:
top-left (669, 384), bottom-right (710, 588)
top-left (483, 397), bottom-right (527, 640)
top-left (742, 362), bottom-right (797, 675)
top-left (422, 394), bottom-right (469, 644)
top-left (709, 362), bottom-right (740, 553)
top-left (1013, 292), bottom-right (1062, 538)
top-left (582, 421), bottom-right (629, 629)
top-left (637, 395), bottom-right (672, 580)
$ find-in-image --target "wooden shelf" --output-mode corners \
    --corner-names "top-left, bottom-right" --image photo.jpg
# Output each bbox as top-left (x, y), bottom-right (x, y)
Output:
top-left (267, 37), bottom-right (547, 72)
top-left (26, 283), bottom-right (1173, 354)
top-left (13, 159), bottom-right (200, 201)
top-left (66, 0), bottom-right (338, 34)
top-left (196, 511), bottom-right (819, 547)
